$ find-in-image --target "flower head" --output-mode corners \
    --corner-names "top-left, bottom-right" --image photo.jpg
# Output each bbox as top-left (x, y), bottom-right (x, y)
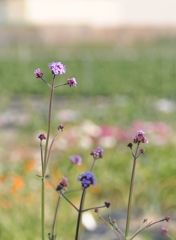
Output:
top-left (67, 78), bottom-right (77, 87)
top-left (69, 155), bottom-right (82, 165)
top-left (58, 124), bottom-right (64, 131)
top-left (34, 68), bottom-right (43, 78)
top-left (165, 216), bottom-right (171, 222)
top-left (90, 146), bottom-right (104, 159)
top-left (161, 227), bottom-right (168, 235)
top-left (104, 202), bottom-right (111, 208)
top-left (38, 133), bottom-right (46, 141)
top-left (78, 171), bottom-right (96, 188)
top-left (56, 177), bottom-right (69, 191)
top-left (133, 130), bottom-right (148, 144)
top-left (48, 62), bottom-right (66, 75)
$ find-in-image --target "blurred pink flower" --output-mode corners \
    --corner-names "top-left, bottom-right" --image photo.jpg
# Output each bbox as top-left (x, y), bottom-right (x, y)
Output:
top-left (69, 155), bottom-right (82, 165)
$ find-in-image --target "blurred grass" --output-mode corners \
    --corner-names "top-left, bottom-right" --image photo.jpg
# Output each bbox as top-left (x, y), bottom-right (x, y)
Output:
top-left (0, 38), bottom-right (176, 239)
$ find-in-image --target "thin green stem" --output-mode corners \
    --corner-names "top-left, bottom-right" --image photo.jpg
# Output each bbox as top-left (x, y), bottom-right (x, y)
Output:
top-left (41, 75), bottom-right (55, 240)
top-left (41, 77), bottom-right (52, 88)
top-left (125, 143), bottom-right (140, 238)
top-left (44, 130), bottom-right (60, 176)
top-left (90, 158), bottom-right (96, 172)
top-left (130, 218), bottom-right (166, 240)
top-left (97, 213), bottom-right (122, 240)
top-left (42, 177), bottom-right (45, 240)
top-left (75, 188), bottom-right (87, 240)
top-left (54, 82), bottom-right (68, 88)
top-left (40, 141), bottom-right (44, 176)
top-left (43, 75), bottom-right (55, 174)
top-left (60, 190), bottom-right (79, 212)
top-left (51, 194), bottom-right (62, 239)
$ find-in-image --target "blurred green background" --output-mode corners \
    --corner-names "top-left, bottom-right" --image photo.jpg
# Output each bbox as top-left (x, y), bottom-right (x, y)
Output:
top-left (0, 25), bottom-right (176, 240)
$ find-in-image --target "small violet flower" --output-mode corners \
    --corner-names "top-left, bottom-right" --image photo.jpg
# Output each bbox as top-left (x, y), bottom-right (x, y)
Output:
top-left (34, 68), bottom-right (43, 78)
top-left (90, 146), bottom-right (104, 159)
top-left (48, 62), bottom-right (66, 75)
top-left (161, 227), bottom-right (168, 235)
top-left (69, 155), bottom-right (82, 166)
top-left (133, 130), bottom-right (148, 144)
top-left (67, 78), bottom-right (77, 87)
top-left (78, 171), bottom-right (96, 188)
top-left (38, 133), bottom-right (46, 141)
top-left (56, 177), bottom-right (69, 191)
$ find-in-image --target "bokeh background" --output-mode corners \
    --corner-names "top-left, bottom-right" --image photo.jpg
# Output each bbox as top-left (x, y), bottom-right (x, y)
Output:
top-left (1, 0), bottom-right (176, 239)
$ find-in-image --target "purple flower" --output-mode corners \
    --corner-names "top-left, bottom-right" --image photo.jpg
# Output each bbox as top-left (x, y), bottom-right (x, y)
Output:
top-left (56, 177), bottom-right (69, 191)
top-left (48, 62), bottom-right (66, 75)
top-left (78, 171), bottom-right (96, 188)
top-left (38, 133), bottom-right (46, 141)
top-left (34, 68), bottom-right (43, 78)
top-left (161, 227), bottom-right (168, 235)
top-left (67, 78), bottom-right (77, 87)
top-left (90, 146), bottom-right (104, 159)
top-left (104, 202), bottom-right (111, 208)
top-left (69, 155), bottom-right (82, 165)
top-left (58, 124), bottom-right (64, 131)
top-left (165, 216), bottom-right (171, 222)
top-left (133, 130), bottom-right (148, 144)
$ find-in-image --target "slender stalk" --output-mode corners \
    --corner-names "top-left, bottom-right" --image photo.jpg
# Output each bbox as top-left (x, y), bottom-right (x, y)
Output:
top-left (40, 141), bottom-right (44, 176)
top-left (54, 82), bottom-right (68, 88)
top-left (44, 130), bottom-right (60, 176)
top-left (125, 143), bottom-right (140, 238)
top-left (97, 213), bottom-right (122, 240)
top-left (51, 194), bottom-right (62, 239)
top-left (43, 75), bottom-right (55, 174)
top-left (41, 75), bottom-right (55, 240)
top-left (90, 158), bottom-right (96, 172)
top-left (41, 177), bottom-right (45, 240)
top-left (75, 188), bottom-right (87, 240)
top-left (60, 190), bottom-right (79, 212)
top-left (130, 218), bottom-right (166, 240)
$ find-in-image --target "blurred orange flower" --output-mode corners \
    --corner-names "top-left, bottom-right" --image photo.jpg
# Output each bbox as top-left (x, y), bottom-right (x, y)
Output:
top-left (10, 175), bottom-right (24, 194)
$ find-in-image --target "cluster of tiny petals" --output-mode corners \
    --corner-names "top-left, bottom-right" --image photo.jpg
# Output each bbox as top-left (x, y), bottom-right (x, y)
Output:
top-left (90, 146), bottom-right (104, 159)
top-left (77, 171), bottom-right (96, 188)
top-left (38, 133), bottom-right (46, 141)
top-left (161, 227), bottom-right (168, 235)
top-left (34, 68), bottom-right (43, 78)
top-left (48, 62), bottom-right (66, 75)
top-left (58, 124), bottom-right (64, 131)
top-left (165, 216), bottom-right (171, 222)
top-left (56, 177), bottom-right (69, 191)
top-left (133, 130), bottom-right (148, 144)
top-left (70, 155), bottom-right (82, 165)
top-left (67, 78), bottom-right (77, 87)
top-left (104, 202), bottom-right (111, 208)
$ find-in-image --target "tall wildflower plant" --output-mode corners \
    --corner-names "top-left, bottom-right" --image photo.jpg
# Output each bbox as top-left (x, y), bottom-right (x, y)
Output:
top-left (94, 131), bottom-right (171, 240)
top-left (34, 63), bottom-right (170, 240)
top-left (35, 63), bottom-right (77, 240)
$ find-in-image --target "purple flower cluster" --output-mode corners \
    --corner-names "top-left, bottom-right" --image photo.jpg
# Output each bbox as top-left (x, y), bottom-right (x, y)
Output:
top-left (34, 68), bottom-right (43, 78)
top-left (78, 171), bottom-right (96, 188)
top-left (69, 155), bottom-right (82, 165)
top-left (161, 227), bottom-right (168, 235)
top-left (48, 62), bottom-right (66, 75)
top-left (90, 146), bottom-right (104, 159)
top-left (56, 177), bottom-right (69, 191)
top-left (133, 130), bottom-right (148, 144)
top-left (38, 133), bottom-right (46, 141)
top-left (67, 78), bottom-right (77, 87)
